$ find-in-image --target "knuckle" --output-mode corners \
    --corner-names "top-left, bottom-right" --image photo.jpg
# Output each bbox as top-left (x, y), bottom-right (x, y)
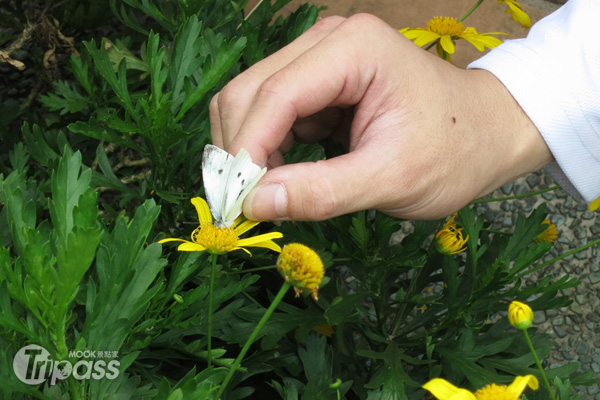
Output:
top-left (345, 13), bottom-right (383, 28)
top-left (209, 92), bottom-right (220, 115)
top-left (310, 15), bottom-right (346, 32)
top-left (217, 84), bottom-right (239, 108)
top-left (258, 73), bottom-right (287, 97)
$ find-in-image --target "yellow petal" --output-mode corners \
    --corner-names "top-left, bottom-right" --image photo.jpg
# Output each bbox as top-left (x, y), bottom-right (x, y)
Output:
top-left (191, 197), bottom-right (213, 224)
top-left (177, 242), bottom-right (207, 252)
top-left (507, 375), bottom-right (539, 396)
top-left (229, 246), bottom-right (252, 255)
top-left (589, 196), bottom-right (600, 211)
top-left (423, 378), bottom-right (477, 400)
top-left (158, 238), bottom-right (190, 244)
top-left (234, 219), bottom-right (261, 236)
top-left (461, 33), bottom-right (503, 52)
top-left (504, 0), bottom-right (532, 28)
top-left (403, 29), bottom-right (441, 47)
top-left (237, 233), bottom-right (283, 252)
top-left (439, 35), bottom-right (455, 54)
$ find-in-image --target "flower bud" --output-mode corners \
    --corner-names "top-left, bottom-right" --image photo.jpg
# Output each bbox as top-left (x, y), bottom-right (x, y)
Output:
top-left (508, 300), bottom-right (533, 330)
top-left (435, 215), bottom-right (468, 255)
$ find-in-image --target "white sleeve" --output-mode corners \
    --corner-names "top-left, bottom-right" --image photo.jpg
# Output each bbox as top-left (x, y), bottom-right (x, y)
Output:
top-left (468, 0), bottom-right (600, 204)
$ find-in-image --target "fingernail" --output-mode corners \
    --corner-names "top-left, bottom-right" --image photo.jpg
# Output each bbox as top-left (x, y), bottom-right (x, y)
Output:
top-left (244, 183), bottom-right (288, 220)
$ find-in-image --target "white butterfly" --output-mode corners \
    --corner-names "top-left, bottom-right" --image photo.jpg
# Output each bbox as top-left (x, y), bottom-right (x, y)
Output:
top-left (202, 144), bottom-right (266, 228)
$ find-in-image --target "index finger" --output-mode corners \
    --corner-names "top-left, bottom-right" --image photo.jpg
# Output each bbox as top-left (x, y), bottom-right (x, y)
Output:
top-left (229, 14), bottom-right (394, 166)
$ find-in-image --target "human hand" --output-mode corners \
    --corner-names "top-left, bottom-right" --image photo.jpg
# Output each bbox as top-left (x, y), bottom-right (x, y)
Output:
top-left (209, 14), bottom-right (552, 221)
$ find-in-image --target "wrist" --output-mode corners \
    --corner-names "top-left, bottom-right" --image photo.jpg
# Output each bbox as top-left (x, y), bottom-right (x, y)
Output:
top-left (466, 69), bottom-right (553, 197)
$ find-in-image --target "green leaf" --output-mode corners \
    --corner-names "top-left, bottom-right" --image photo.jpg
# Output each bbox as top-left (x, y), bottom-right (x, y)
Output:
top-left (361, 343), bottom-right (416, 400)
top-left (83, 39), bottom-right (140, 122)
top-left (48, 148), bottom-right (93, 246)
top-left (84, 199), bottom-right (165, 352)
top-left (324, 293), bottom-right (364, 326)
top-left (175, 32), bottom-right (246, 121)
top-left (40, 80), bottom-right (90, 115)
top-left (500, 204), bottom-right (547, 261)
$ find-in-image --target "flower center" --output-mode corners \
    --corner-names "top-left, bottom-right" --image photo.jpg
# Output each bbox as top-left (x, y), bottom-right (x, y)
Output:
top-left (426, 16), bottom-right (465, 36)
top-left (277, 243), bottom-right (324, 300)
top-left (191, 223), bottom-right (239, 254)
top-left (475, 384), bottom-right (518, 400)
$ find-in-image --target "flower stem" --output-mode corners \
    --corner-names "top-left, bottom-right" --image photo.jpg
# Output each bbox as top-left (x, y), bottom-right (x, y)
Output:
top-left (207, 254), bottom-right (217, 367)
top-left (523, 329), bottom-right (556, 400)
top-left (516, 236), bottom-right (600, 279)
top-left (459, 0), bottom-right (485, 22)
top-left (229, 264), bottom-right (277, 274)
top-left (470, 185), bottom-right (560, 204)
top-left (217, 282), bottom-right (291, 397)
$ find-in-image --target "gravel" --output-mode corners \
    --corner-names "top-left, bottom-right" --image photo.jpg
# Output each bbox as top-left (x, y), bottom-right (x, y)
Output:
top-left (482, 169), bottom-right (600, 387)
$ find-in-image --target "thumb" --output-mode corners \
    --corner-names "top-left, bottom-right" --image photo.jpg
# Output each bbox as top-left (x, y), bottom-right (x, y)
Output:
top-left (242, 152), bottom-right (374, 221)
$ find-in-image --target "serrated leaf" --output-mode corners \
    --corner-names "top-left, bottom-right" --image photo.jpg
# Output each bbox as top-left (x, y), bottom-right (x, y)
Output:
top-left (175, 33), bottom-right (246, 121)
top-left (40, 80), bottom-right (90, 115)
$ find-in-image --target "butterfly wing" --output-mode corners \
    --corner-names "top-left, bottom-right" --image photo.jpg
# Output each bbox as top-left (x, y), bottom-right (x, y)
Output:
top-left (221, 148), bottom-right (266, 227)
top-left (202, 144), bottom-right (233, 224)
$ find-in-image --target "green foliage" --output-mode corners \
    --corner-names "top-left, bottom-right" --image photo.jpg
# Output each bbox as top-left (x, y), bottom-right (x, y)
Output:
top-left (0, 0), bottom-right (596, 399)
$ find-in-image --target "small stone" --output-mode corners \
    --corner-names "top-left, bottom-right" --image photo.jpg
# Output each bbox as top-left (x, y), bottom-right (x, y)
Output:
top-left (556, 189), bottom-right (568, 198)
top-left (500, 201), bottom-right (511, 212)
top-left (514, 184), bottom-right (528, 196)
top-left (587, 312), bottom-right (600, 323)
top-left (571, 303), bottom-right (584, 315)
top-left (575, 251), bottom-right (588, 260)
top-left (582, 210), bottom-right (596, 220)
top-left (551, 214), bottom-right (566, 227)
top-left (558, 236), bottom-right (571, 245)
top-left (526, 174), bottom-right (541, 188)
top-left (574, 227), bottom-right (587, 240)
top-left (502, 216), bottom-right (513, 227)
top-left (501, 182), bottom-right (514, 195)
top-left (589, 272), bottom-right (600, 284)
top-left (542, 192), bottom-right (554, 201)
top-left (546, 309), bottom-right (558, 317)
top-left (552, 317), bottom-right (564, 326)
top-left (576, 342), bottom-right (590, 355)
top-left (564, 196), bottom-right (573, 208)
top-left (560, 347), bottom-right (573, 357)
top-left (591, 263), bottom-right (600, 272)
top-left (533, 312), bottom-right (546, 324)
top-left (580, 355), bottom-right (592, 363)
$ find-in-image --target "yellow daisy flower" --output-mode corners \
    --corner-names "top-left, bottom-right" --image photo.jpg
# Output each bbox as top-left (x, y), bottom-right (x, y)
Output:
top-left (158, 197), bottom-right (282, 255)
top-left (400, 17), bottom-right (506, 61)
top-left (499, 0), bottom-right (532, 28)
top-left (312, 323), bottom-right (335, 337)
top-left (424, 375), bottom-right (539, 400)
top-left (277, 243), bottom-right (324, 300)
top-left (534, 219), bottom-right (557, 243)
top-left (435, 214), bottom-right (469, 255)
